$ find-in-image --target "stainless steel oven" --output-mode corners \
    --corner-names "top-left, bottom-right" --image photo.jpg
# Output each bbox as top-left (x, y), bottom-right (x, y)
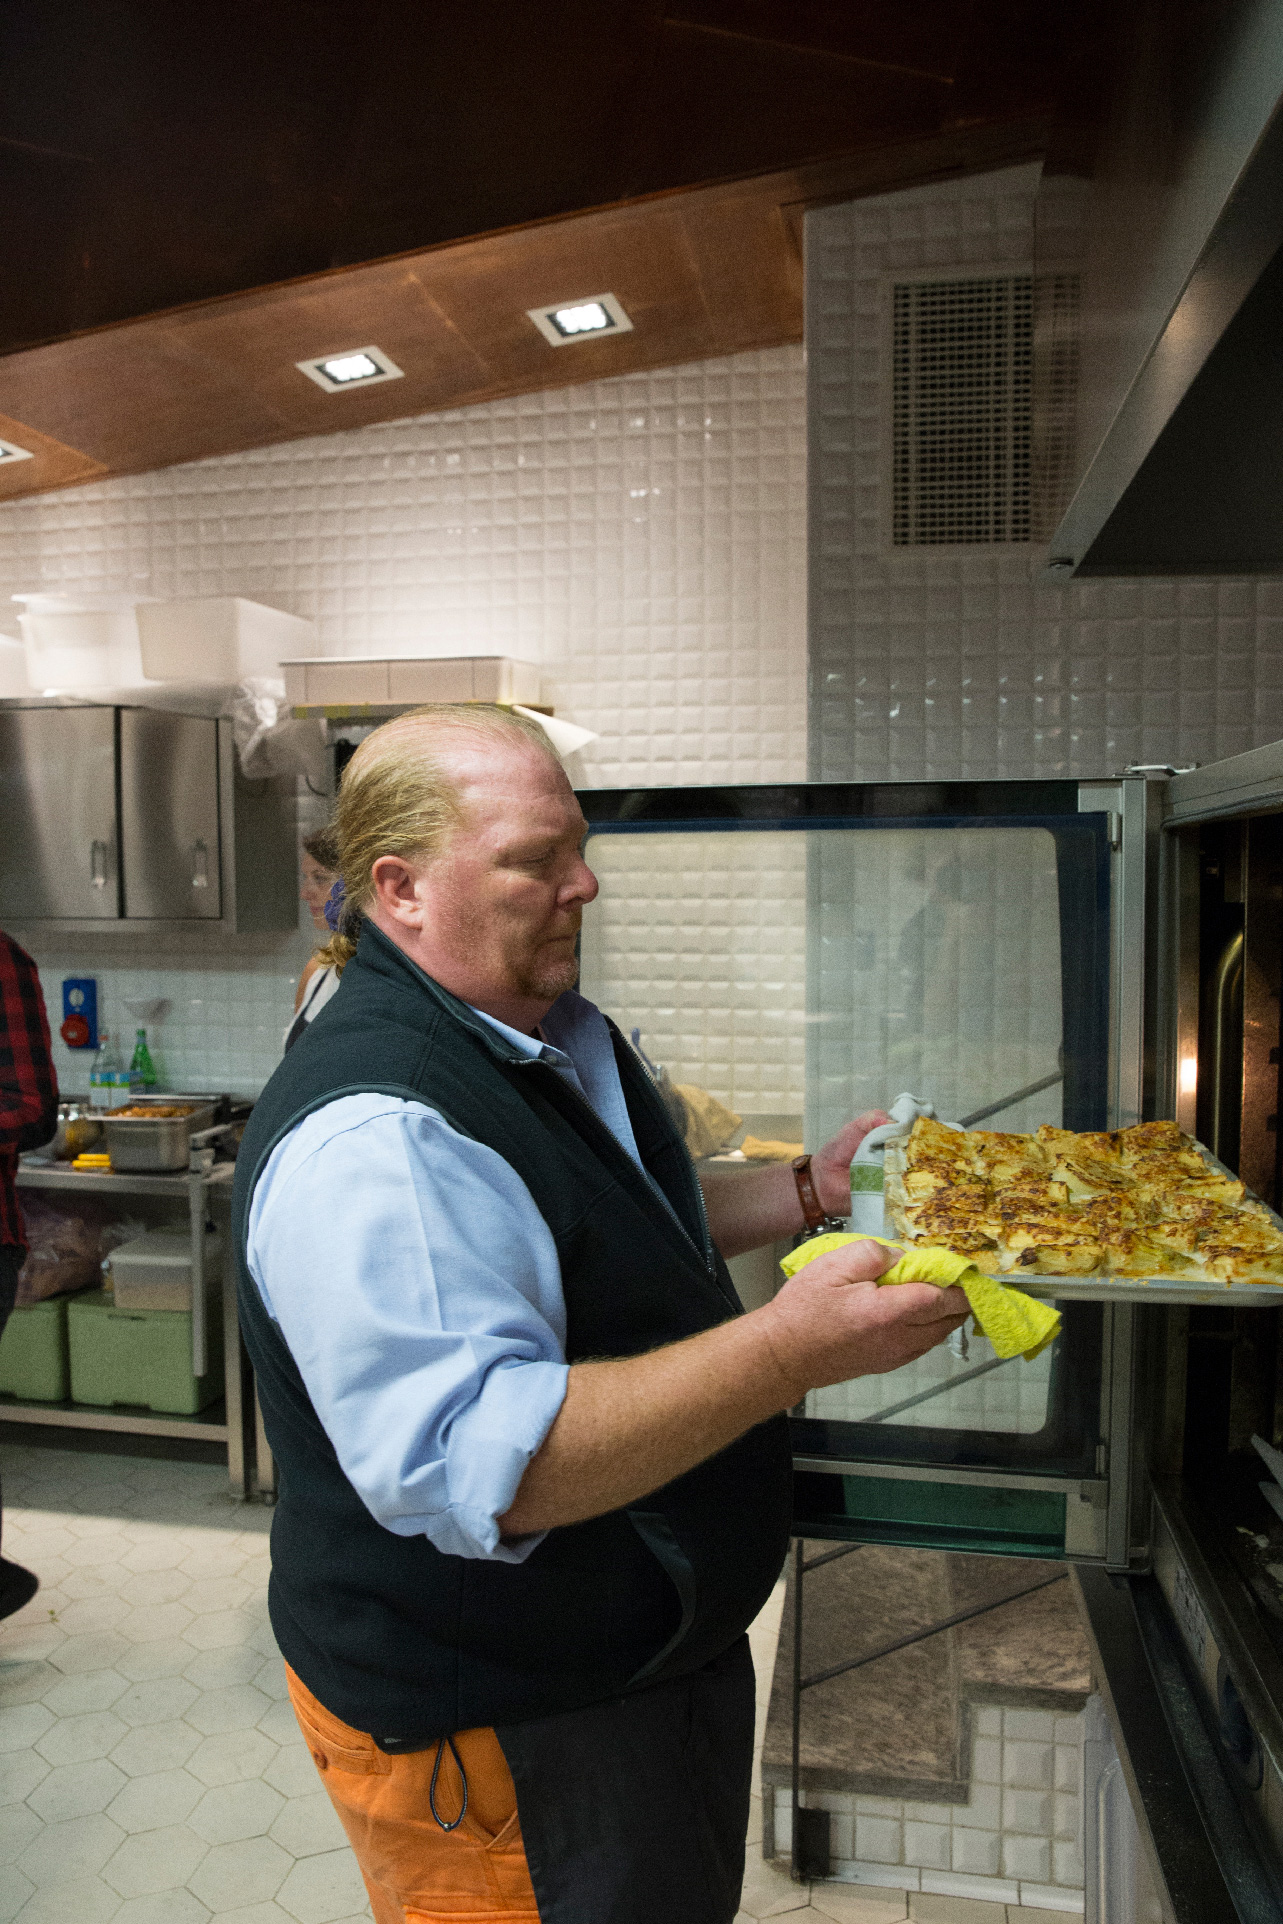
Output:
top-left (576, 755), bottom-right (1283, 1920)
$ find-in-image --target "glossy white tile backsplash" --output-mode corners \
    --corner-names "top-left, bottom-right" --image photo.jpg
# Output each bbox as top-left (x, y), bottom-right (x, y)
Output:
top-left (806, 166), bottom-right (1283, 781)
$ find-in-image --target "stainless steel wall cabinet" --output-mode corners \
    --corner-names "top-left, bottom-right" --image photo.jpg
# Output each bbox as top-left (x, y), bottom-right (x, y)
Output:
top-left (119, 710), bottom-right (221, 920)
top-left (0, 701), bottom-right (296, 932)
top-left (0, 706), bottom-right (120, 918)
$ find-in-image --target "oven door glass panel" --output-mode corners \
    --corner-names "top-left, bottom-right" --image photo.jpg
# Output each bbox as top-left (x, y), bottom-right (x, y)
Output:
top-left (578, 791), bottom-right (1112, 1517)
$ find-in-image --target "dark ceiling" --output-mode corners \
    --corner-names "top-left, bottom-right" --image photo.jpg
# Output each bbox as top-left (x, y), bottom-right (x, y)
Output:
top-left (1, 0), bottom-right (1110, 357)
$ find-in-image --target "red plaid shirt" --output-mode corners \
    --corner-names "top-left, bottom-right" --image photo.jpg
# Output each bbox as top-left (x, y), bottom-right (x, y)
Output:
top-left (0, 932), bottom-right (58, 1249)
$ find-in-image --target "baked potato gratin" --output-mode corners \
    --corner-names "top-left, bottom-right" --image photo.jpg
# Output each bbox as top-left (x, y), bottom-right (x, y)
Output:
top-left (886, 1117), bottom-right (1283, 1283)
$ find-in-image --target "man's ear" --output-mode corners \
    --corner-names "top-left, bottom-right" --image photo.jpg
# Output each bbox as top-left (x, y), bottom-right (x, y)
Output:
top-left (369, 856), bottom-right (422, 927)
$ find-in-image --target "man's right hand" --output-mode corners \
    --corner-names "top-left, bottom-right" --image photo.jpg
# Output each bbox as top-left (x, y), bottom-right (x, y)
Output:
top-left (756, 1239), bottom-right (969, 1399)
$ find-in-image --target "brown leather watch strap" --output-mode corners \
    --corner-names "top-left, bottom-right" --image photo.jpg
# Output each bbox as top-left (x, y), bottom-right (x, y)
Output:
top-left (792, 1154), bottom-right (830, 1234)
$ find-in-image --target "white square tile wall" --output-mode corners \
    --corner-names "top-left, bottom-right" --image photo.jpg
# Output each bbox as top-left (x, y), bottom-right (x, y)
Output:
top-left (578, 829), bottom-right (807, 1117)
top-left (0, 348), bottom-right (807, 792)
top-left (806, 164), bottom-right (1283, 781)
top-left (771, 1705), bottom-right (1087, 1913)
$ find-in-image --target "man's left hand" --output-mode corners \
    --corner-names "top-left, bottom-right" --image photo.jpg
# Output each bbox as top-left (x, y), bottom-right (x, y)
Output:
top-left (811, 1110), bottom-right (892, 1217)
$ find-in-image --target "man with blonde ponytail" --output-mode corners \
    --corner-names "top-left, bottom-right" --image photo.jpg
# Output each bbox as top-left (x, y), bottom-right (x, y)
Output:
top-left (233, 704), bottom-right (966, 1924)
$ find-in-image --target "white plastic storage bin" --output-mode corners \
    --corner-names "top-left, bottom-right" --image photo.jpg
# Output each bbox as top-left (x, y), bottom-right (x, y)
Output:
top-left (15, 594), bottom-right (146, 690)
top-left (106, 1228), bottom-right (222, 1312)
top-left (280, 655), bottom-right (541, 708)
top-left (137, 597), bottom-right (314, 684)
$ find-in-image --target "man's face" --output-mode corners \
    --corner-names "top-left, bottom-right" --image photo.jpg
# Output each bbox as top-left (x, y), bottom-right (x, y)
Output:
top-left (370, 737), bottom-right (599, 1024)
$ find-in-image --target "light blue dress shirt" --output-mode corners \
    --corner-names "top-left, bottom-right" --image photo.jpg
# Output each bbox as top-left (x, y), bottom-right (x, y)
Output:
top-left (246, 989), bottom-right (647, 1564)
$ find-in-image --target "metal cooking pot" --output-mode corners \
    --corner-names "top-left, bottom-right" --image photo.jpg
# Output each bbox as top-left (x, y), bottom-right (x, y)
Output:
top-left (47, 1101), bottom-right (104, 1161)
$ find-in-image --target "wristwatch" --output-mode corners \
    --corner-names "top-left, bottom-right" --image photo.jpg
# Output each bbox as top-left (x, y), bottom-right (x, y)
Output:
top-left (792, 1154), bottom-right (847, 1239)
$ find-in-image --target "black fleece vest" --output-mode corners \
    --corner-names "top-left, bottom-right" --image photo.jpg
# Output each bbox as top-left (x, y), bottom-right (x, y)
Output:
top-left (233, 923), bottom-right (793, 1745)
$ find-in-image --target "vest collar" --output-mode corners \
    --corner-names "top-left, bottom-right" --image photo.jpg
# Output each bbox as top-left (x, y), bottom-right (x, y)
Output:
top-left (354, 920), bottom-right (554, 1067)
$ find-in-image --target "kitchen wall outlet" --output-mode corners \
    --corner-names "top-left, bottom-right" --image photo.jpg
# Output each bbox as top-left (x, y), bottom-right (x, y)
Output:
top-left (60, 976), bottom-right (99, 1049)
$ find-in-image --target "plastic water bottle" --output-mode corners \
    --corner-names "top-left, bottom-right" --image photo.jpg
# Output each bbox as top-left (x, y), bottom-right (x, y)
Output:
top-left (88, 1040), bottom-right (112, 1111)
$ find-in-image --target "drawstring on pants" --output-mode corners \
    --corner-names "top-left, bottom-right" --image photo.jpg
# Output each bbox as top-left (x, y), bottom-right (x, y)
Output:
top-left (429, 1734), bottom-right (469, 1831)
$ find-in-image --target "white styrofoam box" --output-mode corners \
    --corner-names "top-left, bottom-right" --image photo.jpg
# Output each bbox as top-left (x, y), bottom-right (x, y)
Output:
top-left (280, 655), bottom-right (542, 708)
top-left (137, 597), bottom-right (314, 684)
top-left (15, 593), bottom-right (146, 690)
top-left (0, 634), bottom-right (31, 695)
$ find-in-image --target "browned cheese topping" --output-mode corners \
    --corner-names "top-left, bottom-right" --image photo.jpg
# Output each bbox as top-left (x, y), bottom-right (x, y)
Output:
top-left (892, 1116), bottom-right (1283, 1283)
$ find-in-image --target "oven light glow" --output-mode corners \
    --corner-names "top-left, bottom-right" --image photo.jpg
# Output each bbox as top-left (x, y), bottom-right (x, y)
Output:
top-left (1179, 1056), bottom-right (1198, 1095)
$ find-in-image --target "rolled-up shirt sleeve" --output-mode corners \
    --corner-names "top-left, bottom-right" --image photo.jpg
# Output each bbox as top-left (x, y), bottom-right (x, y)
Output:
top-left (246, 1094), bottom-right (569, 1562)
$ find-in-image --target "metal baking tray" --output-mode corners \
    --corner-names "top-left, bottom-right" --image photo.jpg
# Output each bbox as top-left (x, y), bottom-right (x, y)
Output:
top-left (882, 1135), bottom-right (1283, 1305)
top-left (101, 1096), bottom-right (217, 1172)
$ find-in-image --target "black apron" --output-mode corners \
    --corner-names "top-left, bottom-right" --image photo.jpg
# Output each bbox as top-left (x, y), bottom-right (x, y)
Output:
top-left (496, 1634), bottom-right (756, 1924)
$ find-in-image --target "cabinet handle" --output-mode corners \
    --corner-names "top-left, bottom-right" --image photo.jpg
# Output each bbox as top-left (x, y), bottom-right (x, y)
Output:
top-left (90, 840), bottom-right (108, 889)
top-left (191, 840), bottom-right (210, 889)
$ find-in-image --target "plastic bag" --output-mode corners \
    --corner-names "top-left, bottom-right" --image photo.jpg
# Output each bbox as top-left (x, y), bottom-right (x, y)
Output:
top-left (230, 677), bottom-right (327, 782)
top-left (16, 1198), bottom-right (113, 1305)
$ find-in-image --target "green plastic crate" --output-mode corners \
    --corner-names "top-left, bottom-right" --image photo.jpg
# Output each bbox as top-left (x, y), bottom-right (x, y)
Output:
top-left (0, 1295), bottom-right (73, 1402)
top-left (68, 1288), bottom-right (223, 1415)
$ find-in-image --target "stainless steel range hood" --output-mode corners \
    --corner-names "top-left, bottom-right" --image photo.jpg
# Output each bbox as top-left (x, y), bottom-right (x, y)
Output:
top-left (1040, 0), bottom-right (1283, 576)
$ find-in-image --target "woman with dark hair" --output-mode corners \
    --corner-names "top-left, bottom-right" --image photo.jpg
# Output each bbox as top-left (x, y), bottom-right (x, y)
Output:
top-left (285, 827), bottom-right (342, 1052)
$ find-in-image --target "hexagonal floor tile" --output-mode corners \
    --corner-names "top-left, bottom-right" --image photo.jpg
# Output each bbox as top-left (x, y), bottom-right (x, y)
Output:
top-left (110, 1886), bottom-right (212, 1924)
top-left (47, 1632), bottom-right (133, 1677)
top-left (8, 1869), bottom-right (122, 1923)
top-left (186, 1729), bottom-right (277, 1789)
top-left (113, 1678), bottom-right (199, 1729)
top-left (188, 1835), bottom-right (292, 1912)
top-left (0, 1861), bottom-right (35, 1921)
top-left (35, 1709), bottom-right (129, 1767)
top-left (267, 1794), bottom-right (346, 1860)
top-left (119, 1572), bottom-right (192, 1611)
top-left (185, 1686), bottom-right (272, 1738)
top-left (0, 1705), bottom-right (53, 1756)
top-left (106, 1770), bottom-right (204, 1836)
top-left (102, 1822), bottom-right (209, 1899)
top-left (189, 1781), bottom-right (284, 1848)
top-left (27, 1757), bottom-right (128, 1824)
top-left (17, 1810), bottom-right (125, 1888)
top-left (0, 1804), bottom-right (43, 1867)
top-left (275, 1846), bottom-right (371, 1924)
top-left (111, 1721), bottom-right (202, 1779)
top-left (0, 1750), bottom-right (49, 1806)
top-left (118, 1604), bottom-right (196, 1647)
top-left (262, 1748), bottom-right (321, 1801)
top-left (116, 1640), bottom-right (199, 1686)
top-left (41, 1670), bottom-right (128, 1718)
top-left (182, 1648), bottom-right (262, 1693)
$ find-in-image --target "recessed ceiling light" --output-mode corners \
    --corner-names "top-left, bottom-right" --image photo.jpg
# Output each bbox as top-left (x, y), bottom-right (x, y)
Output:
top-left (527, 293), bottom-right (633, 347)
top-left (0, 441), bottom-right (34, 465)
top-left (296, 346), bottom-right (405, 392)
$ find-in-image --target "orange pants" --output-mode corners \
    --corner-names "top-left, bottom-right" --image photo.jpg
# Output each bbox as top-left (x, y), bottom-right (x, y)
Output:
top-left (286, 1664), bottom-right (540, 1923)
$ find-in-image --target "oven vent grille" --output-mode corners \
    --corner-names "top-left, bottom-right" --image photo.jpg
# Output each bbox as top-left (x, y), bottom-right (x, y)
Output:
top-left (891, 275), bottom-right (1033, 546)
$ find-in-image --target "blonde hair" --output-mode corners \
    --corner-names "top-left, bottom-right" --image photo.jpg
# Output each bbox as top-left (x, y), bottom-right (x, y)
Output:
top-left (317, 703), bottom-right (559, 972)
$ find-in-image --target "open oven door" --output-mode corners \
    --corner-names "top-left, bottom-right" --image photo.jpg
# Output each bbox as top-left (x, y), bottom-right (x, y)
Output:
top-left (577, 775), bottom-right (1154, 1571)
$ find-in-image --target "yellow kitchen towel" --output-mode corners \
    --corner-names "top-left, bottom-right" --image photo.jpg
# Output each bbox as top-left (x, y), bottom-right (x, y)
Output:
top-left (779, 1233), bottom-right (1061, 1362)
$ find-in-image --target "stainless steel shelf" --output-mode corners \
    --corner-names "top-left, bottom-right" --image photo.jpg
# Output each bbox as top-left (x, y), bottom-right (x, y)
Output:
top-left (16, 1160), bottom-right (235, 1199)
top-left (0, 1395), bottom-right (228, 1443)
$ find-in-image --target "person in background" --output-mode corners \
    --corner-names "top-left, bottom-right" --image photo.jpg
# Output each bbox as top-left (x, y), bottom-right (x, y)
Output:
top-left (286, 827), bottom-right (342, 1052)
top-left (0, 929), bottom-right (58, 1622)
